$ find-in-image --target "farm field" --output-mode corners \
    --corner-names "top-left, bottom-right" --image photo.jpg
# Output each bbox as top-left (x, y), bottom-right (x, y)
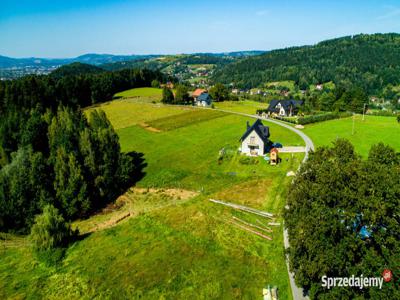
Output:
top-left (1, 97), bottom-right (305, 299)
top-left (214, 100), bottom-right (267, 114)
top-left (114, 87), bottom-right (163, 103)
top-left (86, 100), bottom-right (195, 130)
top-left (303, 115), bottom-right (400, 156)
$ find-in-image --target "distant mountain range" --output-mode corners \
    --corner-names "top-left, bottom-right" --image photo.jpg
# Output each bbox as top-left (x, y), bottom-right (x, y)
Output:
top-left (0, 53), bottom-right (159, 69)
top-left (0, 51), bottom-right (266, 69)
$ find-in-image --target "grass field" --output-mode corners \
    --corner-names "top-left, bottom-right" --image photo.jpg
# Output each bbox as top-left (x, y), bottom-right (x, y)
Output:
top-left (214, 100), bottom-right (267, 114)
top-left (304, 115), bottom-right (400, 156)
top-left (114, 87), bottom-right (163, 103)
top-left (1, 101), bottom-right (305, 299)
top-left (117, 108), bottom-right (303, 192)
top-left (86, 100), bottom-right (195, 130)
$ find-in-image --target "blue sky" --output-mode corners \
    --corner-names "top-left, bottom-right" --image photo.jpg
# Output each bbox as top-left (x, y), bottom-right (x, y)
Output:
top-left (1, 0), bottom-right (400, 58)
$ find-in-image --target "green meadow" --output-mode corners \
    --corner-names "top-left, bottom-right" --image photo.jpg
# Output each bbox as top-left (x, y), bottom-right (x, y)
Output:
top-left (1, 89), bottom-right (306, 299)
top-left (303, 115), bottom-right (400, 156)
top-left (114, 87), bottom-right (163, 103)
top-left (87, 100), bottom-right (193, 130)
top-left (214, 100), bottom-right (267, 115)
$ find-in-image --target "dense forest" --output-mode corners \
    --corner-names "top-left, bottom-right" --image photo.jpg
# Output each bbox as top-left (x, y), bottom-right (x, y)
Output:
top-left (212, 33), bottom-right (400, 96)
top-left (50, 62), bottom-right (105, 78)
top-left (0, 67), bottom-right (163, 232)
top-left (285, 139), bottom-right (400, 299)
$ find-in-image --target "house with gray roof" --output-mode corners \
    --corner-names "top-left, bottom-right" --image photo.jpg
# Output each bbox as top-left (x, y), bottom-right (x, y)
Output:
top-left (240, 119), bottom-right (270, 156)
top-left (267, 99), bottom-right (304, 117)
top-left (195, 92), bottom-right (213, 107)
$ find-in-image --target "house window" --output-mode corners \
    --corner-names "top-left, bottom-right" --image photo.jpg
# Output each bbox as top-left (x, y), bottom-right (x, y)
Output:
top-left (250, 136), bottom-right (255, 144)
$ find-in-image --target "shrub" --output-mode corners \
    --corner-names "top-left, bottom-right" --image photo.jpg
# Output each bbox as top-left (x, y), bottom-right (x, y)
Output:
top-left (30, 205), bottom-right (75, 251)
top-left (239, 156), bottom-right (259, 165)
top-left (151, 80), bottom-right (160, 88)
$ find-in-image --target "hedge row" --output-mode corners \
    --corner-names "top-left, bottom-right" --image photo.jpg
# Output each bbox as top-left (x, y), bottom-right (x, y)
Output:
top-left (297, 112), bottom-right (353, 125)
top-left (366, 111), bottom-right (400, 117)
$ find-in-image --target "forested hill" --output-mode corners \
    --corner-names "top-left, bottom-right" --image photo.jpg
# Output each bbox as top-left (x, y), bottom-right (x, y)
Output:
top-left (212, 33), bottom-right (400, 94)
top-left (50, 62), bottom-right (105, 78)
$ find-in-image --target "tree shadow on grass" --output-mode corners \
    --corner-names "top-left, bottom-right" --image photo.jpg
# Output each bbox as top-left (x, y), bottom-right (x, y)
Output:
top-left (74, 152), bottom-right (147, 242)
top-left (121, 151), bottom-right (147, 191)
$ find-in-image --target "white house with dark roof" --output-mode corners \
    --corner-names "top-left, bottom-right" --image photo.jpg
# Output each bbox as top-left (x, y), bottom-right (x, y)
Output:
top-left (240, 119), bottom-right (270, 156)
top-left (266, 99), bottom-right (304, 117)
top-left (195, 92), bottom-right (213, 106)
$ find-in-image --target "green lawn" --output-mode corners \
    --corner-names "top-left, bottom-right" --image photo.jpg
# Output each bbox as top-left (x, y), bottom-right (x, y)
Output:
top-left (114, 87), bottom-right (163, 103)
top-left (1, 102), bottom-right (305, 299)
top-left (304, 115), bottom-right (400, 156)
top-left (147, 109), bottom-right (227, 131)
top-left (214, 100), bottom-right (267, 115)
top-left (86, 100), bottom-right (194, 130)
top-left (118, 109), bottom-right (303, 192)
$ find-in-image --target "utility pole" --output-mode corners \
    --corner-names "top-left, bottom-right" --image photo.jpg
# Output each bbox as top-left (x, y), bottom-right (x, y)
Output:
top-left (362, 103), bottom-right (366, 121)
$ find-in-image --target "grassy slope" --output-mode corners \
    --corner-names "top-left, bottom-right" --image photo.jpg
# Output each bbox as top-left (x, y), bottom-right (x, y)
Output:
top-left (1, 99), bottom-right (305, 299)
top-left (304, 115), bottom-right (400, 156)
top-left (214, 100), bottom-right (267, 115)
top-left (87, 100), bottom-right (194, 130)
top-left (114, 87), bottom-right (163, 103)
top-left (118, 111), bottom-right (303, 192)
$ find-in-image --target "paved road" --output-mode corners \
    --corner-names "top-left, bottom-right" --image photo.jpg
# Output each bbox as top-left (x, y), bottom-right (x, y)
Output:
top-left (279, 146), bottom-right (306, 153)
top-left (214, 109), bottom-right (314, 300)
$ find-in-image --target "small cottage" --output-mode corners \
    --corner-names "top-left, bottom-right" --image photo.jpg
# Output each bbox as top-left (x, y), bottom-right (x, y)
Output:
top-left (240, 119), bottom-right (270, 156)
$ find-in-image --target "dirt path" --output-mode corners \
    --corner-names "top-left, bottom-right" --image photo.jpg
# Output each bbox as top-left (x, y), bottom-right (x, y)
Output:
top-left (78, 188), bottom-right (199, 234)
top-left (138, 122), bottom-right (162, 132)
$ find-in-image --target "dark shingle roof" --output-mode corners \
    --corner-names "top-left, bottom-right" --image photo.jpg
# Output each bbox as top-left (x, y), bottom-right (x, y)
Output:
top-left (240, 119), bottom-right (270, 143)
top-left (267, 99), bottom-right (304, 112)
top-left (197, 93), bottom-right (212, 103)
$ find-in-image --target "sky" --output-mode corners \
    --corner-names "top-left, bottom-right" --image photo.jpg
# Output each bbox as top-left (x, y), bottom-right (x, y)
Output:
top-left (1, 0), bottom-right (400, 58)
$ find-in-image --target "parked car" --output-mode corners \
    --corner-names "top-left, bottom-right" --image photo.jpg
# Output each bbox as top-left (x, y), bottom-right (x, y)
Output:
top-left (272, 142), bottom-right (283, 148)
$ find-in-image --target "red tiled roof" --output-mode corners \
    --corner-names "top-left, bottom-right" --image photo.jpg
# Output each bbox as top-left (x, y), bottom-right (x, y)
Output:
top-left (270, 148), bottom-right (279, 153)
top-left (192, 88), bottom-right (206, 97)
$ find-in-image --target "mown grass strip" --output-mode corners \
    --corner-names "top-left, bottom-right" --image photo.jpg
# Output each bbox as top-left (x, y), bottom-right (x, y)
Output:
top-left (147, 109), bottom-right (228, 131)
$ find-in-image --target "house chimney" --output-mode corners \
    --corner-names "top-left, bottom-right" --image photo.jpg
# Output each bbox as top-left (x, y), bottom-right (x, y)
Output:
top-left (246, 121), bottom-right (250, 129)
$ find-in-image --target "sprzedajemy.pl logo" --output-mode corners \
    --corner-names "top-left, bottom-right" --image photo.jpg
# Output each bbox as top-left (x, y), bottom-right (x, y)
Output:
top-left (321, 269), bottom-right (392, 290)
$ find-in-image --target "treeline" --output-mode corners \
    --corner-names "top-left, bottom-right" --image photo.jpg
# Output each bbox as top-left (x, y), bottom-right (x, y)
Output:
top-left (0, 67), bottom-right (165, 113)
top-left (303, 86), bottom-right (368, 113)
top-left (285, 139), bottom-right (400, 299)
top-left (0, 67), bottom-right (161, 232)
top-left (212, 33), bottom-right (400, 97)
top-left (0, 107), bottom-right (144, 233)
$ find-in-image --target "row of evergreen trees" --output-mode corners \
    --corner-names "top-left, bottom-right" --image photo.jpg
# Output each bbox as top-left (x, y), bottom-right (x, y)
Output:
top-left (0, 67), bottom-right (158, 232)
top-left (0, 68), bottom-right (165, 113)
top-left (0, 107), bottom-right (143, 232)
